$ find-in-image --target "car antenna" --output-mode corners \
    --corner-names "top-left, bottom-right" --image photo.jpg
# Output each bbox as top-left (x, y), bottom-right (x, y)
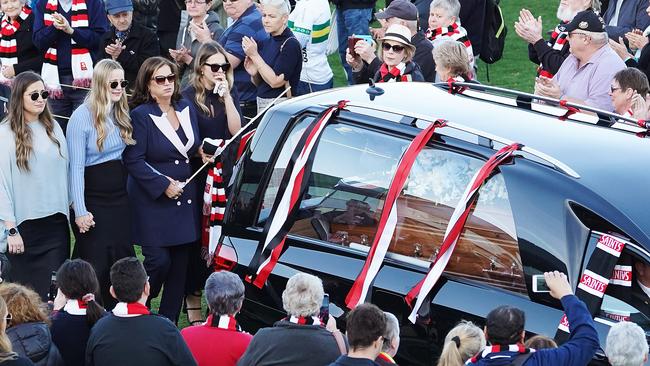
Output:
top-left (366, 79), bottom-right (384, 101)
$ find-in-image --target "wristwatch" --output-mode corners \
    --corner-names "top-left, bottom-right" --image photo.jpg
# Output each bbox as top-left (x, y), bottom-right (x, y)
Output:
top-left (5, 228), bottom-right (17, 237)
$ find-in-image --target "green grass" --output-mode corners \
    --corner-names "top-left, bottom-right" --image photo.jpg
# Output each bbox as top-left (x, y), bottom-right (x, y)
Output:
top-left (328, 0), bottom-right (560, 93)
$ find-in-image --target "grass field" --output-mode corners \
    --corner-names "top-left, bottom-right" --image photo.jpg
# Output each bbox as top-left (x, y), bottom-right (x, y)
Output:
top-left (154, 0), bottom-right (562, 329)
top-left (328, 0), bottom-right (560, 92)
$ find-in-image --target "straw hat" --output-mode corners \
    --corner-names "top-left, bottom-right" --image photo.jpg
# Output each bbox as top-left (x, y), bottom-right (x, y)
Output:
top-left (380, 24), bottom-right (415, 52)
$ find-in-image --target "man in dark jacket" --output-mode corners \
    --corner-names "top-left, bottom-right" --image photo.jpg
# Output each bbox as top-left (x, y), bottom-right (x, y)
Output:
top-left (466, 271), bottom-right (600, 366)
top-left (603, 0), bottom-right (650, 40)
top-left (328, 303), bottom-right (387, 366)
top-left (100, 0), bottom-right (160, 89)
top-left (515, 0), bottom-right (598, 78)
top-left (348, 0), bottom-right (436, 83)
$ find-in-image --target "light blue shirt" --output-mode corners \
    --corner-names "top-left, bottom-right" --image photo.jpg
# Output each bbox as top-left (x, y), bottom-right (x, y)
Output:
top-left (67, 103), bottom-right (126, 217)
top-left (0, 120), bottom-right (68, 249)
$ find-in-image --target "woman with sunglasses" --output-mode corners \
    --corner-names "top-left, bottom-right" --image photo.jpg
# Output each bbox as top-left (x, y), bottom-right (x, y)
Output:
top-left (242, 0), bottom-right (302, 112)
top-left (0, 71), bottom-right (69, 301)
top-left (66, 59), bottom-right (136, 309)
top-left (170, 0), bottom-right (223, 85)
top-left (124, 56), bottom-right (201, 324)
top-left (0, 295), bottom-right (33, 366)
top-left (349, 24), bottom-right (424, 84)
top-left (180, 41), bottom-right (241, 325)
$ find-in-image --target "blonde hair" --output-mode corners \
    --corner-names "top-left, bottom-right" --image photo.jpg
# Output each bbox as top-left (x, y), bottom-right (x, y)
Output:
top-left (282, 273), bottom-right (324, 317)
top-left (0, 283), bottom-right (48, 326)
top-left (189, 41), bottom-right (235, 117)
top-left (433, 40), bottom-right (471, 78)
top-left (437, 321), bottom-right (486, 366)
top-left (0, 296), bottom-right (17, 363)
top-left (3, 72), bottom-right (62, 172)
top-left (85, 59), bottom-right (135, 151)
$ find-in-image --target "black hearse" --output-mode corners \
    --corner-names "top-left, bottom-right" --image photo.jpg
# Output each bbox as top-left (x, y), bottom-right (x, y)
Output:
top-left (218, 82), bottom-right (650, 365)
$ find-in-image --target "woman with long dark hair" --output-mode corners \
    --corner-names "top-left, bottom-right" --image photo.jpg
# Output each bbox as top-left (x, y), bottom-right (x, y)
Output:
top-left (124, 56), bottom-right (201, 323)
top-left (181, 41), bottom-right (241, 324)
top-left (0, 71), bottom-right (69, 301)
top-left (50, 259), bottom-right (105, 366)
top-left (67, 59), bottom-right (136, 309)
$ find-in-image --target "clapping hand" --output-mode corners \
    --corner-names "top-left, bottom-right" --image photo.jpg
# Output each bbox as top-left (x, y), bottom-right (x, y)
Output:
top-left (1, 65), bottom-right (15, 79)
top-left (190, 20), bottom-right (212, 43)
top-left (75, 212), bottom-right (95, 234)
top-left (51, 13), bottom-right (73, 34)
top-left (169, 46), bottom-right (192, 65)
top-left (105, 41), bottom-right (125, 60)
top-left (242, 36), bottom-right (258, 57)
top-left (534, 76), bottom-right (562, 99)
top-left (243, 55), bottom-right (258, 76)
top-left (625, 30), bottom-right (649, 51)
top-left (514, 8), bottom-right (543, 44)
top-left (609, 37), bottom-right (634, 61)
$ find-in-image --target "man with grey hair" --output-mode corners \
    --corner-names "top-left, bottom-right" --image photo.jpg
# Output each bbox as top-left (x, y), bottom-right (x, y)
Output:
top-left (181, 271), bottom-right (252, 366)
top-left (534, 9), bottom-right (625, 111)
top-left (375, 312), bottom-right (400, 365)
top-left (237, 272), bottom-right (344, 366)
top-left (606, 321), bottom-right (649, 366)
top-left (516, 0), bottom-right (601, 78)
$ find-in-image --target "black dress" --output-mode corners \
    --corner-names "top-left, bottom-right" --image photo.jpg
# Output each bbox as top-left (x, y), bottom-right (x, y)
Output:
top-left (180, 86), bottom-right (242, 294)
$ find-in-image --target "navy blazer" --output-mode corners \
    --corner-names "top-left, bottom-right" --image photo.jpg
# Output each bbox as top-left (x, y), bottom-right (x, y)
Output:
top-left (123, 100), bottom-right (201, 246)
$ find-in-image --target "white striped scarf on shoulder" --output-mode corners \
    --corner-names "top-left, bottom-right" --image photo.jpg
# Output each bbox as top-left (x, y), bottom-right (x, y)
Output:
top-left (538, 22), bottom-right (568, 79)
top-left (425, 22), bottom-right (475, 69)
top-left (41, 0), bottom-right (93, 98)
top-left (0, 6), bottom-right (31, 84)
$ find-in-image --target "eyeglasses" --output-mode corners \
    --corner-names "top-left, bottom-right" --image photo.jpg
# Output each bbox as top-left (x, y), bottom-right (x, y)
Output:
top-left (28, 90), bottom-right (49, 101)
top-left (185, 0), bottom-right (207, 4)
top-left (610, 86), bottom-right (622, 93)
top-left (152, 74), bottom-right (176, 85)
top-left (568, 32), bottom-right (589, 39)
top-left (223, 0), bottom-right (238, 3)
top-left (109, 80), bottom-right (129, 89)
top-left (204, 62), bottom-right (231, 73)
top-left (382, 43), bottom-right (405, 52)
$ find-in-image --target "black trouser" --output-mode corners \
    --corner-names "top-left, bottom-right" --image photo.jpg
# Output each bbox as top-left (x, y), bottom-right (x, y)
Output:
top-left (142, 243), bottom-right (190, 323)
top-left (9, 213), bottom-right (70, 301)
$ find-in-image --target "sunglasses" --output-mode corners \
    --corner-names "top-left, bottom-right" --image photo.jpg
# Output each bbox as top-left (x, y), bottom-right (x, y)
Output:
top-left (382, 43), bottom-right (405, 52)
top-left (152, 74), bottom-right (176, 85)
top-left (28, 90), bottom-right (49, 101)
top-left (610, 86), bottom-right (622, 93)
top-left (109, 80), bottom-right (129, 89)
top-left (204, 62), bottom-right (231, 73)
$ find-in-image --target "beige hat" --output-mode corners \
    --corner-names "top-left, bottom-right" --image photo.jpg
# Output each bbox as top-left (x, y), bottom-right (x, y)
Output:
top-left (380, 24), bottom-right (415, 52)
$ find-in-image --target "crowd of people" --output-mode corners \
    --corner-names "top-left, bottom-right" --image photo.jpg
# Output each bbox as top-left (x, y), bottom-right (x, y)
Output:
top-left (0, 0), bottom-right (649, 364)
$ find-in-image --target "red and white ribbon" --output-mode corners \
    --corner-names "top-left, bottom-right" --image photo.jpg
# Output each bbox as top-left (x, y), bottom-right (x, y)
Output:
top-left (247, 101), bottom-right (347, 288)
top-left (63, 299), bottom-right (87, 315)
top-left (345, 120), bottom-right (446, 309)
top-left (405, 143), bottom-right (522, 323)
top-left (112, 302), bottom-right (150, 316)
top-left (207, 314), bottom-right (241, 331)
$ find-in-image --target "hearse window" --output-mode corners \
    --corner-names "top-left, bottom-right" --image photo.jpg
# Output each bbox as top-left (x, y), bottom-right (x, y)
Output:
top-left (257, 119), bottom-right (526, 294)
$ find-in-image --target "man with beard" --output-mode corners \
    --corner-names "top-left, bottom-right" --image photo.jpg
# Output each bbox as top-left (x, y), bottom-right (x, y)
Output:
top-left (515, 0), bottom-right (601, 78)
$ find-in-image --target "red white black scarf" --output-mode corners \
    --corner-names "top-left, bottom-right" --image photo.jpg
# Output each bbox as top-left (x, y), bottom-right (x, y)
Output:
top-left (285, 315), bottom-right (322, 326)
top-left (377, 352), bottom-right (396, 364)
top-left (425, 22), bottom-right (474, 67)
top-left (202, 152), bottom-right (227, 265)
top-left (63, 299), bottom-right (87, 315)
top-left (405, 143), bottom-right (522, 322)
top-left (246, 101), bottom-right (347, 288)
top-left (207, 314), bottom-right (241, 331)
top-left (0, 6), bottom-right (31, 84)
top-left (378, 62), bottom-right (409, 83)
top-left (41, 0), bottom-right (93, 98)
top-left (112, 302), bottom-right (150, 316)
top-left (538, 22), bottom-right (568, 79)
top-left (469, 344), bottom-right (534, 364)
top-left (346, 120), bottom-right (446, 309)
top-left (554, 232), bottom-right (627, 342)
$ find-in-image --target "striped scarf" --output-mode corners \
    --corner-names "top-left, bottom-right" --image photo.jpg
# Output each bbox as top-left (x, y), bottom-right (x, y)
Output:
top-left (425, 22), bottom-right (474, 68)
top-left (285, 315), bottom-right (322, 326)
top-left (378, 62), bottom-right (407, 83)
top-left (41, 0), bottom-right (93, 98)
top-left (202, 140), bottom-right (227, 264)
top-left (208, 314), bottom-right (241, 331)
top-left (0, 6), bottom-right (31, 84)
top-left (469, 344), bottom-right (534, 364)
top-left (63, 299), bottom-right (87, 315)
top-left (538, 22), bottom-right (568, 79)
top-left (112, 302), bottom-right (150, 316)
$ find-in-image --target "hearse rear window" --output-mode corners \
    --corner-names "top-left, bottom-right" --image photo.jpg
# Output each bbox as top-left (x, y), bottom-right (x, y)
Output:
top-left (257, 119), bottom-right (526, 295)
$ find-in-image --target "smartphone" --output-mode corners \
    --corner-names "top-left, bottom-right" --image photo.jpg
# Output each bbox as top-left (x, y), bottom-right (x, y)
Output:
top-left (48, 271), bottom-right (57, 302)
top-left (532, 274), bottom-right (550, 293)
top-left (348, 35), bottom-right (374, 58)
top-left (319, 293), bottom-right (330, 323)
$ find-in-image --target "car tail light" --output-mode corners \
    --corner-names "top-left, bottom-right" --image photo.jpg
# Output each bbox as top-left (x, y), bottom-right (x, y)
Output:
top-left (214, 243), bottom-right (238, 272)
